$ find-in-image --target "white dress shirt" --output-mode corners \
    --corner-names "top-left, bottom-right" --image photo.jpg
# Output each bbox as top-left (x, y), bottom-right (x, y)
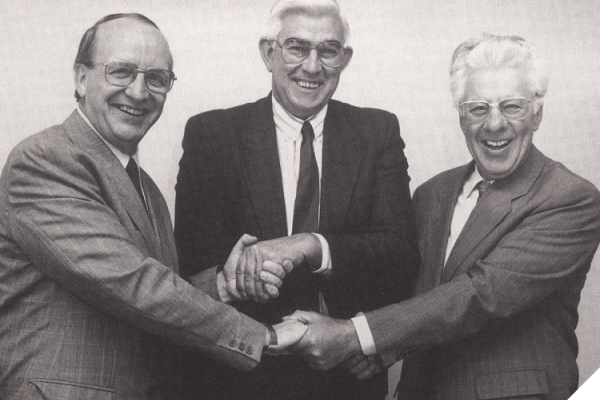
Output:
top-left (272, 96), bottom-right (331, 274)
top-left (352, 166), bottom-right (493, 356)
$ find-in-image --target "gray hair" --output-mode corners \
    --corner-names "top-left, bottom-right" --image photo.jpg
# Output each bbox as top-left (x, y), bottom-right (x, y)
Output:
top-left (264, 0), bottom-right (350, 45)
top-left (450, 34), bottom-right (548, 110)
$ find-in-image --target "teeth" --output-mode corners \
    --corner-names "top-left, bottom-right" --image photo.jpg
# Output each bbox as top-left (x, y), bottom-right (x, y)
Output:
top-left (297, 81), bottom-right (320, 89)
top-left (485, 140), bottom-right (509, 149)
top-left (118, 105), bottom-right (145, 116)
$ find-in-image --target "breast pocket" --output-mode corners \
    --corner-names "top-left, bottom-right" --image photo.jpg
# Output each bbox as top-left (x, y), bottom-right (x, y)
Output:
top-left (29, 379), bottom-right (116, 400)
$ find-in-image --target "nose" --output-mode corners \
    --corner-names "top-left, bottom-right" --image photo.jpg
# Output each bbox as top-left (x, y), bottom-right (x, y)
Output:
top-left (301, 48), bottom-right (322, 74)
top-left (483, 105), bottom-right (508, 132)
top-left (125, 73), bottom-right (150, 101)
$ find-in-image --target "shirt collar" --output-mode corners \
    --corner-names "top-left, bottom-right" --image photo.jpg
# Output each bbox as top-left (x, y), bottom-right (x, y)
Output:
top-left (271, 94), bottom-right (327, 141)
top-left (77, 107), bottom-right (138, 168)
top-left (463, 165), bottom-right (494, 198)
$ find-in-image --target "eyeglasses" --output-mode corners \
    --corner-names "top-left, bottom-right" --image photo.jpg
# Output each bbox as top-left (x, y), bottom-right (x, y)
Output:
top-left (273, 38), bottom-right (347, 68)
top-left (86, 61), bottom-right (176, 94)
top-left (460, 97), bottom-right (532, 124)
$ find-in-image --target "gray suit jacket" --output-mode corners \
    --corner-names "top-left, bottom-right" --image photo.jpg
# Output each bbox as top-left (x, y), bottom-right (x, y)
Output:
top-left (0, 111), bottom-right (266, 400)
top-left (365, 146), bottom-right (600, 400)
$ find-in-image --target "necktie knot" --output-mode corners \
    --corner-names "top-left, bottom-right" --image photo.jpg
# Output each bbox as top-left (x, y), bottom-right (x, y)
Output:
top-left (301, 121), bottom-right (315, 142)
top-left (476, 180), bottom-right (491, 202)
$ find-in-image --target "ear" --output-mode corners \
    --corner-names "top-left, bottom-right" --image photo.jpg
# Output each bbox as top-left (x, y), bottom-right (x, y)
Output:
top-left (338, 46), bottom-right (353, 72)
top-left (259, 38), bottom-right (275, 72)
top-left (532, 104), bottom-right (543, 131)
top-left (74, 63), bottom-right (88, 100)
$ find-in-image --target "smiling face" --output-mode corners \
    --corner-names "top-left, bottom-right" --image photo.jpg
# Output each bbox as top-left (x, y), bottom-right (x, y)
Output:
top-left (460, 67), bottom-right (543, 181)
top-left (260, 12), bottom-right (352, 120)
top-left (75, 18), bottom-right (173, 155)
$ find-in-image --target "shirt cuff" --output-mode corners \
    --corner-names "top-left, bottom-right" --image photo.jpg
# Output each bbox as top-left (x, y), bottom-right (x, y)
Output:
top-left (312, 233), bottom-right (332, 274)
top-left (351, 315), bottom-right (377, 355)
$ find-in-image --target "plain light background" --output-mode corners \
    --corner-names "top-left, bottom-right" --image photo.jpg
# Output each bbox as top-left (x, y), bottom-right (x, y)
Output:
top-left (1, 0), bottom-right (599, 397)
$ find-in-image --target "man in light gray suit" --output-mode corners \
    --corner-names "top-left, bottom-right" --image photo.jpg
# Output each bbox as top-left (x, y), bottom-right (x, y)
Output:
top-left (284, 34), bottom-right (600, 400)
top-left (0, 13), bottom-right (306, 399)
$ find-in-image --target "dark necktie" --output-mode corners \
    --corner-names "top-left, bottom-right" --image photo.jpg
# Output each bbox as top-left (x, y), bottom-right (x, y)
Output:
top-left (125, 157), bottom-right (148, 212)
top-left (292, 121), bottom-right (320, 234)
top-left (476, 180), bottom-right (491, 202)
top-left (288, 121), bottom-right (321, 313)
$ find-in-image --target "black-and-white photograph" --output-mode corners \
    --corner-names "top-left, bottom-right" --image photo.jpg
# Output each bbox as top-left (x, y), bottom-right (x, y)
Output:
top-left (1, 1), bottom-right (599, 399)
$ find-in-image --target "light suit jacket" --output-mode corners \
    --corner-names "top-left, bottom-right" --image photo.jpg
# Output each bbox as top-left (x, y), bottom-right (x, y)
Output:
top-left (365, 146), bottom-right (600, 400)
top-left (0, 111), bottom-right (266, 400)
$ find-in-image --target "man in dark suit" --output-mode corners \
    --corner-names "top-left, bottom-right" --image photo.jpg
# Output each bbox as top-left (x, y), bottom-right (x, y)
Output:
top-left (284, 34), bottom-right (600, 400)
top-left (174, 1), bottom-right (419, 399)
top-left (0, 14), bottom-right (307, 400)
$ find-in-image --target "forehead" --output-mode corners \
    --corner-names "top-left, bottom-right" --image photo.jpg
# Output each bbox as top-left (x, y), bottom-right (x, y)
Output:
top-left (463, 67), bottom-right (531, 101)
top-left (93, 18), bottom-right (172, 69)
top-left (278, 12), bottom-right (344, 42)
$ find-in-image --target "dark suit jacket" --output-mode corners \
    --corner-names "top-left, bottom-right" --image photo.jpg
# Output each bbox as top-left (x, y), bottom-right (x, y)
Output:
top-left (364, 146), bottom-right (600, 400)
top-left (0, 111), bottom-right (267, 400)
top-left (175, 95), bottom-right (419, 399)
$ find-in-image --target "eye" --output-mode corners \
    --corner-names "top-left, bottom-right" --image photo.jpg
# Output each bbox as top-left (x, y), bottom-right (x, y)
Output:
top-left (467, 104), bottom-right (489, 115)
top-left (108, 65), bottom-right (135, 79)
top-left (146, 71), bottom-right (169, 87)
top-left (502, 103), bottom-right (525, 114)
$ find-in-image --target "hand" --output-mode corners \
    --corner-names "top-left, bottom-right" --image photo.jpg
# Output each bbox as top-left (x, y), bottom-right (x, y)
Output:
top-left (283, 310), bottom-right (362, 370)
top-left (341, 354), bottom-right (383, 380)
top-left (268, 319), bottom-right (309, 355)
top-left (236, 234), bottom-right (322, 302)
top-left (221, 234), bottom-right (291, 302)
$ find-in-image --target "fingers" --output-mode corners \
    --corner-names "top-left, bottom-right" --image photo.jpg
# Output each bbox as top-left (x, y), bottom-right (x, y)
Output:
top-left (282, 310), bottom-right (314, 324)
top-left (273, 320), bottom-right (309, 353)
top-left (281, 259), bottom-right (294, 274)
top-left (235, 247), bottom-right (249, 300)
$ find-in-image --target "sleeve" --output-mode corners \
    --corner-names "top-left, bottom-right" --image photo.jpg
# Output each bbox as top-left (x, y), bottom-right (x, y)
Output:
top-left (320, 112), bottom-right (420, 315)
top-left (175, 114), bottom-right (242, 278)
top-left (365, 174), bottom-right (600, 358)
top-left (6, 135), bottom-right (266, 371)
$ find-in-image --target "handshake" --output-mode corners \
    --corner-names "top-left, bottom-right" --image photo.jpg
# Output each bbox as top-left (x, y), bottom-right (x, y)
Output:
top-left (215, 234), bottom-right (392, 380)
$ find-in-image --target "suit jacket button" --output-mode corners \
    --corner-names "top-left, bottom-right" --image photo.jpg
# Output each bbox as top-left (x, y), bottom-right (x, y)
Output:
top-left (229, 340), bottom-right (237, 347)
top-left (238, 343), bottom-right (246, 351)
top-left (246, 346), bottom-right (253, 355)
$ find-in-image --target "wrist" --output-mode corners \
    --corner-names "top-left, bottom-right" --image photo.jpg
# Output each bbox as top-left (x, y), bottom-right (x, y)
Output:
top-left (298, 233), bottom-right (323, 268)
top-left (263, 324), bottom-right (278, 355)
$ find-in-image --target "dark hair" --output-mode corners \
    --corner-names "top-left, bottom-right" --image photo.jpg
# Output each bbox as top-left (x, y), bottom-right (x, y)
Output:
top-left (73, 13), bottom-right (160, 101)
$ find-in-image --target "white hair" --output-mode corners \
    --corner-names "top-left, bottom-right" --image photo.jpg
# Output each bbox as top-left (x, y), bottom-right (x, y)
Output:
top-left (450, 34), bottom-right (548, 110)
top-left (264, 0), bottom-right (350, 45)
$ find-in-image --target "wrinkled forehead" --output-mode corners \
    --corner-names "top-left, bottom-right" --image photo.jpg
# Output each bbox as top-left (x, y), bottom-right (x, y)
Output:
top-left (278, 11), bottom-right (345, 43)
top-left (93, 18), bottom-right (173, 69)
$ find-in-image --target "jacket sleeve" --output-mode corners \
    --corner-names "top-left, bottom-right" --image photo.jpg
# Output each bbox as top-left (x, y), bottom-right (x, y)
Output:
top-left (320, 111), bottom-right (420, 315)
top-left (5, 132), bottom-right (266, 371)
top-left (365, 170), bottom-right (600, 359)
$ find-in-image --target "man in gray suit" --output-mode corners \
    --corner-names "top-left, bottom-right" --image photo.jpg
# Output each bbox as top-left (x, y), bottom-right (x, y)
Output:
top-left (0, 13), bottom-right (306, 399)
top-left (285, 34), bottom-right (600, 400)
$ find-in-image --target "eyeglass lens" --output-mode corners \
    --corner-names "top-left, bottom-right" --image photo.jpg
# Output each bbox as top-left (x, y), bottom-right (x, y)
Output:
top-left (105, 61), bottom-right (175, 94)
top-left (462, 98), bottom-right (530, 122)
top-left (281, 39), bottom-right (344, 67)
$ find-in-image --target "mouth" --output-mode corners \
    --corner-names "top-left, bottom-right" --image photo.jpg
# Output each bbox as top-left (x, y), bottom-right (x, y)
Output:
top-left (295, 80), bottom-right (321, 89)
top-left (483, 139), bottom-right (511, 151)
top-left (115, 104), bottom-right (146, 117)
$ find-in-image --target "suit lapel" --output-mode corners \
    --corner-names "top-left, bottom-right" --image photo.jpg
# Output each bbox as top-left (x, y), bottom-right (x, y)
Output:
top-left (424, 166), bottom-right (469, 288)
top-left (63, 111), bottom-right (160, 257)
top-left (441, 147), bottom-right (546, 282)
top-left (319, 102), bottom-right (361, 231)
top-left (239, 96), bottom-right (288, 238)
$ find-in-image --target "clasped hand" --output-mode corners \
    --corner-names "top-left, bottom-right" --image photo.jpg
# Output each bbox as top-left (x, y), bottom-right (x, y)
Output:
top-left (223, 234), bottom-right (321, 302)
